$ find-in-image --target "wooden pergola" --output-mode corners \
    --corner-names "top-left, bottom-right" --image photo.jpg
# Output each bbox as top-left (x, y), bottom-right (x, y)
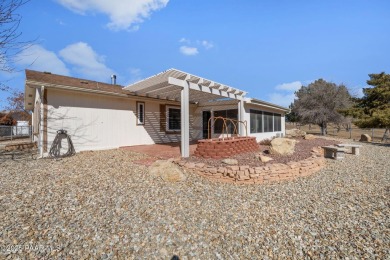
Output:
top-left (125, 69), bottom-right (248, 157)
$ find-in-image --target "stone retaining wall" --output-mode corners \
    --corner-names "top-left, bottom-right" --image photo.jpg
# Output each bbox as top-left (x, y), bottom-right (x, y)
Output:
top-left (4, 142), bottom-right (37, 151)
top-left (194, 137), bottom-right (258, 159)
top-left (176, 147), bottom-right (325, 184)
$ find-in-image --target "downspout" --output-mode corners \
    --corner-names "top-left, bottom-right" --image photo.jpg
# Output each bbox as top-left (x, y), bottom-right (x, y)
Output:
top-left (31, 102), bottom-right (34, 143)
top-left (39, 86), bottom-right (44, 158)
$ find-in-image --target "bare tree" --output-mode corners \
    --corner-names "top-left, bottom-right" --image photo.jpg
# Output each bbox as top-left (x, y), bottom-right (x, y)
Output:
top-left (4, 89), bottom-right (31, 122)
top-left (5, 89), bottom-right (23, 110)
top-left (290, 79), bottom-right (352, 135)
top-left (0, 0), bottom-right (31, 91)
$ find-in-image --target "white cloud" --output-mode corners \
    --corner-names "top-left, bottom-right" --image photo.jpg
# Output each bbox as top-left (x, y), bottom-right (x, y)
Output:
top-left (268, 93), bottom-right (296, 108)
top-left (59, 42), bottom-right (115, 81)
top-left (15, 45), bottom-right (70, 75)
top-left (268, 80), bottom-right (308, 107)
top-left (179, 38), bottom-right (190, 44)
top-left (56, 0), bottom-right (169, 31)
top-left (275, 81), bottom-right (302, 92)
top-left (179, 38), bottom-right (214, 56)
top-left (179, 46), bottom-right (199, 56)
top-left (125, 68), bottom-right (143, 85)
top-left (201, 40), bottom-right (214, 50)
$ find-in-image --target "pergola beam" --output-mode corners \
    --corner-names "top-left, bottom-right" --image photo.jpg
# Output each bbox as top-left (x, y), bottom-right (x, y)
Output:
top-left (143, 84), bottom-right (175, 95)
top-left (168, 77), bottom-right (243, 100)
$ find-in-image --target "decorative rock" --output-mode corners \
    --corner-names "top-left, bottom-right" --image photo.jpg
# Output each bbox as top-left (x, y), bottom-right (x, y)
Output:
top-left (149, 160), bottom-right (186, 182)
top-left (217, 167), bottom-right (225, 173)
top-left (195, 163), bottom-right (205, 168)
top-left (228, 166), bottom-right (239, 171)
top-left (304, 134), bottom-right (316, 140)
top-left (221, 158), bottom-right (238, 165)
top-left (209, 168), bottom-right (218, 174)
top-left (171, 145), bottom-right (331, 185)
top-left (359, 134), bottom-right (372, 142)
top-left (184, 162), bottom-right (196, 169)
top-left (270, 138), bottom-right (296, 156)
top-left (259, 154), bottom-right (274, 163)
top-left (286, 128), bottom-right (306, 137)
top-left (311, 146), bottom-right (323, 154)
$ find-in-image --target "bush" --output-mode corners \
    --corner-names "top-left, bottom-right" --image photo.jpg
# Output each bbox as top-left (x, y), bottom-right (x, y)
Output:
top-left (259, 138), bottom-right (273, 146)
top-left (0, 113), bottom-right (16, 126)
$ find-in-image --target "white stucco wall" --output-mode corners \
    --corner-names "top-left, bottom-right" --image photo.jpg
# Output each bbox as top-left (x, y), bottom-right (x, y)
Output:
top-left (45, 89), bottom-right (196, 153)
top-left (42, 88), bottom-right (286, 153)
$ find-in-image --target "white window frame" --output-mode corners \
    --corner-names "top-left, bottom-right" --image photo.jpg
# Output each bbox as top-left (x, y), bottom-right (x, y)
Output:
top-left (136, 101), bottom-right (145, 125)
top-left (166, 105), bottom-right (181, 131)
top-left (274, 113), bottom-right (282, 132)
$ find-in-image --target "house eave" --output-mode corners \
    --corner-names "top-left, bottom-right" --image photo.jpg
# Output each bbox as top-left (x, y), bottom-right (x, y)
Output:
top-left (246, 98), bottom-right (290, 113)
top-left (24, 80), bottom-right (187, 110)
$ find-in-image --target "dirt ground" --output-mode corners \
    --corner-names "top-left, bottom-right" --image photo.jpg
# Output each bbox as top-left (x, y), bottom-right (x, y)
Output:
top-left (286, 123), bottom-right (388, 142)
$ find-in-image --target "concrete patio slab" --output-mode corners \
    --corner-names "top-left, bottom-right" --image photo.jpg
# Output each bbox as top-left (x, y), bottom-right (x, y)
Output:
top-left (121, 142), bottom-right (198, 165)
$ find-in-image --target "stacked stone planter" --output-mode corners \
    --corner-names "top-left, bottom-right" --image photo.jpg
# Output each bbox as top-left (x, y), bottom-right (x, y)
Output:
top-left (176, 147), bottom-right (326, 184)
top-left (194, 137), bottom-right (258, 159)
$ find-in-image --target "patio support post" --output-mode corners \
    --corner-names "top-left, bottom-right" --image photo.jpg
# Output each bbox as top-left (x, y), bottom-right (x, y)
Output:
top-left (181, 81), bottom-right (190, 157)
top-left (238, 99), bottom-right (245, 136)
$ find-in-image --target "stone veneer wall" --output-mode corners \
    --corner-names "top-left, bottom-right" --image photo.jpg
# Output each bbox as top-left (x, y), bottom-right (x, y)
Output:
top-left (194, 137), bottom-right (258, 159)
top-left (176, 147), bottom-right (325, 184)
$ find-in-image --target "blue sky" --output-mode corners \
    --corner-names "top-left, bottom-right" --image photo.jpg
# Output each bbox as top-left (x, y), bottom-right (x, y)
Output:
top-left (1, 0), bottom-right (389, 109)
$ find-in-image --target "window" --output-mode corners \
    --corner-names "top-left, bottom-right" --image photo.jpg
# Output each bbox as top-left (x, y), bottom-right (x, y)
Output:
top-left (166, 106), bottom-right (181, 131)
top-left (250, 110), bottom-right (282, 133)
top-left (136, 102), bottom-right (145, 125)
top-left (274, 113), bottom-right (282, 131)
top-left (263, 112), bottom-right (274, 132)
top-left (214, 109), bottom-right (238, 134)
top-left (250, 109), bottom-right (263, 133)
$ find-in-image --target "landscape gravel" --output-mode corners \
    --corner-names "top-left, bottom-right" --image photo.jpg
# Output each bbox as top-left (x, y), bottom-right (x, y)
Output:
top-left (0, 140), bottom-right (389, 258)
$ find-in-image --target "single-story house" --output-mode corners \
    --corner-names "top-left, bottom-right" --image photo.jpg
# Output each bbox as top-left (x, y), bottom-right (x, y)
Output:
top-left (24, 69), bottom-right (289, 157)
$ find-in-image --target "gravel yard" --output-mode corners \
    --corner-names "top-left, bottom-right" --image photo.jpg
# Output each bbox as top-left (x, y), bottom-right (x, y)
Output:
top-left (0, 141), bottom-right (389, 258)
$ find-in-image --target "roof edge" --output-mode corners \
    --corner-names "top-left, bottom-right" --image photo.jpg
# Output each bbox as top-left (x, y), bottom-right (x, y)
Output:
top-left (246, 98), bottom-right (290, 112)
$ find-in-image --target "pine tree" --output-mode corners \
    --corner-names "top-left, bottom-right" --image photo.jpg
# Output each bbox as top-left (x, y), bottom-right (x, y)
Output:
top-left (342, 72), bottom-right (390, 141)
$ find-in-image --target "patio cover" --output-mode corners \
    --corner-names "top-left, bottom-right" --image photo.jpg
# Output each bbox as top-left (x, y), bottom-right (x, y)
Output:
top-left (125, 68), bottom-right (248, 157)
